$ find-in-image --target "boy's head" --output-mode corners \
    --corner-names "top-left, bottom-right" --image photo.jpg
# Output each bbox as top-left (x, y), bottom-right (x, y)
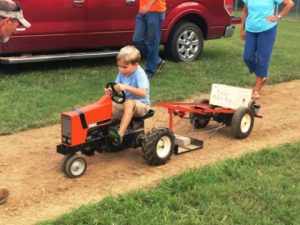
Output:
top-left (117, 45), bottom-right (141, 76)
top-left (0, 0), bottom-right (31, 43)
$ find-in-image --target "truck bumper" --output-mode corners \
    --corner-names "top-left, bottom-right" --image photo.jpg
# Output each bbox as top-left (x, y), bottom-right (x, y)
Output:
top-left (231, 16), bottom-right (241, 25)
top-left (224, 25), bottom-right (236, 38)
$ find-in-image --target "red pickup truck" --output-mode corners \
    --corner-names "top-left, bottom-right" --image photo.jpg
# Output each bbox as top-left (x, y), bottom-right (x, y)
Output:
top-left (0, 0), bottom-right (240, 64)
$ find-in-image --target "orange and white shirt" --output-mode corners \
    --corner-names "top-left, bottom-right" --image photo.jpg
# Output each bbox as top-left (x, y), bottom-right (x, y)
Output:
top-left (139, 0), bottom-right (166, 12)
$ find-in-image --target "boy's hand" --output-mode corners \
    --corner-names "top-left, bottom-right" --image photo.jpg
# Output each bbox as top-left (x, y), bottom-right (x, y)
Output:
top-left (104, 88), bottom-right (112, 96)
top-left (265, 15), bottom-right (280, 22)
top-left (114, 84), bottom-right (126, 92)
top-left (240, 29), bottom-right (246, 40)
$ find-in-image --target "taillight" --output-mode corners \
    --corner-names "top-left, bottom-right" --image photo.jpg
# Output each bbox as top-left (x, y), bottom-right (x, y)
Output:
top-left (224, 0), bottom-right (233, 15)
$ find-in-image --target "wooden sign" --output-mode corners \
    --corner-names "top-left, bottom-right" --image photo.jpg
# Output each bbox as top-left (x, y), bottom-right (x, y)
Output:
top-left (209, 84), bottom-right (252, 109)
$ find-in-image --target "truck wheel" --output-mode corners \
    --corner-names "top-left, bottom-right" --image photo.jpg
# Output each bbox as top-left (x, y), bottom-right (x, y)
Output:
top-left (231, 107), bottom-right (254, 139)
top-left (63, 155), bottom-right (87, 178)
top-left (142, 128), bottom-right (175, 166)
top-left (189, 99), bottom-right (211, 129)
top-left (166, 22), bottom-right (203, 62)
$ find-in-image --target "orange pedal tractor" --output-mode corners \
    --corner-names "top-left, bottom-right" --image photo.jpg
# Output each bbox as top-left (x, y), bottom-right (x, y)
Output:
top-left (57, 83), bottom-right (176, 178)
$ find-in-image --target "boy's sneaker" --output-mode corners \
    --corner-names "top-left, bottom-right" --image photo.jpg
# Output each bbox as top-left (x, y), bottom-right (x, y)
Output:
top-left (0, 188), bottom-right (9, 205)
top-left (108, 127), bottom-right (123, 146)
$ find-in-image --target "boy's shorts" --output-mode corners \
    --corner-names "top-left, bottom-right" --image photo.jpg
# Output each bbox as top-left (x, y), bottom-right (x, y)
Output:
top-left (112, 100), bottom-right (150, 119)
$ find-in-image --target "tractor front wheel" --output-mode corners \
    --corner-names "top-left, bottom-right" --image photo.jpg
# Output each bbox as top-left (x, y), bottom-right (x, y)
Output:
top-left (142, 128), bottom-right (175, 165)
top-left (62, 154), bottom-right (87, 178)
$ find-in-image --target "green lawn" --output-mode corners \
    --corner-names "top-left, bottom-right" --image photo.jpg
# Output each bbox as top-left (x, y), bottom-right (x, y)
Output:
top-left (0, 20), bottom-right (299, 134)
top-left (38, 142), bottom-right (300, 225)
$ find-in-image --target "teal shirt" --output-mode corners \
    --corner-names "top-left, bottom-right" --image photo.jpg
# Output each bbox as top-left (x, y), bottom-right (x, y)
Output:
top-left (243, 0), bottom-right (283, 33)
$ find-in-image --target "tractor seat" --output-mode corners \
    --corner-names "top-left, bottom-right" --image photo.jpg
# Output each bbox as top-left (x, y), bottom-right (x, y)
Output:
top-left (133, 109), bottom-right (155, 121)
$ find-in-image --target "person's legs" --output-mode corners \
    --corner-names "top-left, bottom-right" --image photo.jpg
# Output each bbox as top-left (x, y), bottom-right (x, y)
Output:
top-left (243, 31), bottom-right (257, 74)
top-left (144, 12), bottom-right (165, 77)
top-left (109, 103), bottom-right (125, 145)
top-left (133, 101), bottom-right (151, 117)
top-left (109, 100), bottom-right (150, 145)
top-left (119, 99), bottom-right (136, 135)
top-left (133, 13), bottom-right (148, 58)
top-left (109, 100), bottom-right (136, 146)
top-left (111, 102), bottom-right (124, 120)
top-left (255, 25), bottom-right (277, 77)
top-left (253, 26), bottom-right (277, 98)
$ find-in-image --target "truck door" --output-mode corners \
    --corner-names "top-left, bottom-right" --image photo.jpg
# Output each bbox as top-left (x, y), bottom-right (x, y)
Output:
top-left (86, 0), bottom-right (139, 48)
top-left (1, 0), bottom-right (87, 54)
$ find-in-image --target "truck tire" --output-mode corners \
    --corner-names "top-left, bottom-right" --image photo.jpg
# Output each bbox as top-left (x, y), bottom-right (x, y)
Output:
top-left (166, 22), bottom-right (203, 62)
top-left (142, 127), bottom-right (175, 166)
top-left (189, 99), bottom-right (211, 129)
top-left (231, 107), bottom-right (254, 139)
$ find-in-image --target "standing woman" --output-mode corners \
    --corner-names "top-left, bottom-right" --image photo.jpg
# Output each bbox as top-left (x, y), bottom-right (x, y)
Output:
top-left (240, 0), bottom-right (294, 99)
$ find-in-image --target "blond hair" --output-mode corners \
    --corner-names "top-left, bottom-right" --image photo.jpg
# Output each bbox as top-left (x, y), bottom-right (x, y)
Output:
top-left (117, 45), bottom-right (141, 64)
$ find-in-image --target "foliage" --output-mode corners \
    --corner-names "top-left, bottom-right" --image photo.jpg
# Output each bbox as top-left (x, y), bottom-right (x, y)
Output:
top-left (38, 142), bottom-right (300, 225)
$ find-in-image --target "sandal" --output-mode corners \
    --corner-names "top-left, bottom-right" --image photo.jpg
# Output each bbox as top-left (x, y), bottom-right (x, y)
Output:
top-left (262, 77), bottom-right (268, 86)
top-left (0, 188), bottom-right (9, 205)
top-left (252, 90), bottom-right (261, 100)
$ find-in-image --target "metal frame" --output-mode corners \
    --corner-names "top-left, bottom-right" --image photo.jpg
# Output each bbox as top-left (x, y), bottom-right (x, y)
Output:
top-left (157, 102), bottom-right (235, 130)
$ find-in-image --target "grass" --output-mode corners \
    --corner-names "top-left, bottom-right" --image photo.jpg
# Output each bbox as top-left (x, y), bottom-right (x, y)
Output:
top-left (0, 20), bottom-right (300, 134)
top-left (38, 142), bottom-right (300, 225)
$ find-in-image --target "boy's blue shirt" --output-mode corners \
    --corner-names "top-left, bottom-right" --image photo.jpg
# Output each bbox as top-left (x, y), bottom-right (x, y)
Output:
top-left (243, 0), bottom-right (283, 33)
top-left (115, 65), bottom-right (150, 105)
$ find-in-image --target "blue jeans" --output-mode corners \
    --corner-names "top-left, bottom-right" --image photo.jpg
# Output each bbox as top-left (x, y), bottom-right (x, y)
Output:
top-left (243, 25), bottom-right (277, 77)
top-left (133, 12), bottom-right (165, 77)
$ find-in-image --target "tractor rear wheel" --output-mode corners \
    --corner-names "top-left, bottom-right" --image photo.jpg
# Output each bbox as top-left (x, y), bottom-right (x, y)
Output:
top-left (189, 99), bottom-right (211, 129)
top-left (63, 154), bottom-right (87, 178)
top-left (142, 127), bottom-right (175, 165)
top-left (231, 107), bottom-right (254, 139)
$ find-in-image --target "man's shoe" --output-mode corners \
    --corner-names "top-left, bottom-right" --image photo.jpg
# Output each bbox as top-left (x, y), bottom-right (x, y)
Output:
top-left (108, 127), bottom-right (123, 146)
top-left (0, 188), bottom-right (9, 205)
top-left (155, 60), bottom-right (165, 75)
top-left (146, 72), bottom-right (155, 79)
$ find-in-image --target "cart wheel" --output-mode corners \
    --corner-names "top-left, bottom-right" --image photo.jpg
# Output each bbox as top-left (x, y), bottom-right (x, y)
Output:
top-left (189, 99), bottom-right (211, 129)
top-left (60, 154), bottom-right (73, 173)
top-left (64, 155), bottom-right (87, 178)
top-left (142, 127), bottom-right (175, 166)
top-left (231, 107), bottom-right (254, 139)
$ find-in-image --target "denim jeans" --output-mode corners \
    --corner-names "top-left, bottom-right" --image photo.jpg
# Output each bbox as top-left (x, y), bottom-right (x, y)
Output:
top-left (133, 11), bottom-right (165, 77)
top-left (243, 25), bottom-right (277, 77)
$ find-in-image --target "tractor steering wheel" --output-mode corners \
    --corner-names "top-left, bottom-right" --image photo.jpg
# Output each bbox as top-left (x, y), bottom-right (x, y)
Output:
top-left (106, 82), bottom-right (126, 104)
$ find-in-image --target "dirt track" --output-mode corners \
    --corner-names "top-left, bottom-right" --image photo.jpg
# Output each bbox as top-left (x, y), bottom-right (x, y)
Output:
top-left (1, 81), bottom-right (300, 225)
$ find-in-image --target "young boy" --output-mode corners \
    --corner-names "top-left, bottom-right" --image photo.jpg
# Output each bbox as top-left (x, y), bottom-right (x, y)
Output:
top-left (105, 45), bottom-right (150, 145)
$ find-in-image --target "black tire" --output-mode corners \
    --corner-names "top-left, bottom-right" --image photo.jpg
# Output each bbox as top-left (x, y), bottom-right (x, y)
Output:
top-left (166, 22), bottom-right (203, 62)
top-left (189, 99), bottom-right (211, 129)
top-left (142, 127), bottom-right (175, 166)
top-left (231, 107), bottom-right (254, 139)
top-left (60, 154), bottom-right (73, 173)
top-left (64, 155), bottom-right (87, 178)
